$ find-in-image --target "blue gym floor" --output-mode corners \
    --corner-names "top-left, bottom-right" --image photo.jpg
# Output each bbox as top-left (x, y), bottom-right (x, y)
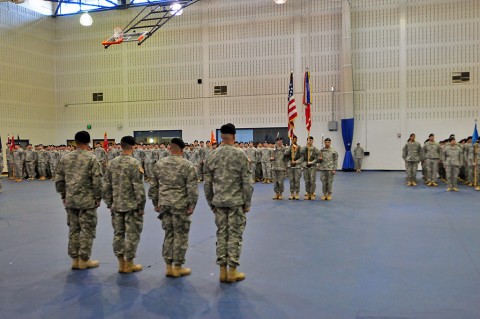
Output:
top-left (0, 171), bottom-right (479, 319)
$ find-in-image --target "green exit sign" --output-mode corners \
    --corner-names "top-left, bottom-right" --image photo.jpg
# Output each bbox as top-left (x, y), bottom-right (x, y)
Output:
top-left (87, 124), bottom-right (92, 129)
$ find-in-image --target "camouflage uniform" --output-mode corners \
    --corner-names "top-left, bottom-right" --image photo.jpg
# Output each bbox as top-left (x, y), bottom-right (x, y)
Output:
top-left (0, 151), bottom-right (3, 191)
top-left (149, 155), bottom-right (198, 266)
top-left (442, 144), bottom-right (463, 189)
top-left (260, 147), bottom-right (272, 181)
top-left (464, 143), bottom-right (475, 185)
top-left (255, 146), bottom-right (262, 181)
top-left (94, 147), bottom-right (107, 174)
top-left (190, 148), bottom-right (202, 181)
top-left (48, 149), bottom-right (60, 178)
top-left (402, 141), bottom-right (424, 184)
top-left (423, 141), bottom-right (441, 184)
top-left (144, 149), bottom-right (154, 180)
top-left (353, 145), bottom-right (364, 171)
top-left (244, 146), bottom-right (257, 182)
top-left (13, 148), bottom-right (25, 179)
top-left (6, 149), bottom-right (13, 179)
top-left (302, 146), bottom-right (320, 195)
top-left (204, 145), bottom-right (253, 267)
top-left (133, 148), bottom-right (145, 170)
top-left (318, 147), bottom-right (338, 195)
top-left (37, 149), bottom-right (48, 178)
top-left (271, 145), bottom-right (287, 194)
top-left (474, 144), bottom-right (480, 188)
top-left (103, 154), bottom-right (146, 260)
top-left (285, 144), bottom-right (303, 194)
top-left (25, 149), bottom-right (37, 179)
top-left (55, 150), bottom-right (102, 261)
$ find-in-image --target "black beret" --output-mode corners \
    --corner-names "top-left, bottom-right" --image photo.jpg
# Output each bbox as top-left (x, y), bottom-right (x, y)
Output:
top-left (276, 137), bottom-right (282, 141)
top-left (220, 123), bottom-right (236, 135)
top-left (75, 131), bottom-right (91, 144)
top-left (325, 138), bottom-right (331, 142)
top-left (429, 133), bottom-right (434, 137)
top-left (450, 137), bottom-right (456, 141)
top-left (171, 138), bottom-right (185, 149)
top-left (292, 135), bottom-right (297, 139)
top-left (121, 136), bottom-right (136, 146)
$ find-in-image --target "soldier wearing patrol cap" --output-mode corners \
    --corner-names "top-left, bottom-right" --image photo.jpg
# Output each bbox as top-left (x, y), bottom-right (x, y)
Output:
top-left (318, 138), bottom-right (338, 200)
top-left (204, 123), bottom-right (253, 283)
top-left (103, 136), bottom-right (146, 274)
top-left (55, 131), bottom-right (102, 270)
top-left (149, 137), bottom-right (198, 278)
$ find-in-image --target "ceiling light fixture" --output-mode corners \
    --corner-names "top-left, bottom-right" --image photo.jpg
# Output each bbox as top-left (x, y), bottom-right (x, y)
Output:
top-left (273, 0), bottom-right (287, 4)
top-left (170, 3), bottom-right (183, 16)
top-left (79, 12), bottom-right (93, 26)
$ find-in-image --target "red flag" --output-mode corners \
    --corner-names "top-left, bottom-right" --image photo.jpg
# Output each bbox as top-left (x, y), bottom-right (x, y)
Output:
top-left (103, 132), bottom-right (108, 152)
top-left (10, 134), bottom-right (15, 151)
top-left (210, 130), bottom-right (217, 144)
top-left (303, 70), bottom-right (312, 133)
top-left (288, 72), bottom-right (298, 139)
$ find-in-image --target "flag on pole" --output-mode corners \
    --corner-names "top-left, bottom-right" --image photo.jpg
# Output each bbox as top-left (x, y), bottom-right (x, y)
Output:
top-left (10, 134), bottom-right (15, 151)
top-left (303, 70), bottom-right (312, 133)
top-left (103, 132), bottom-right (109, 152)
top-left (473, 120), bottom-right (479, 145)
top-left (210, 130), bottom-right (217, 144)
top-left (288, 72), bottom-right (298, 139)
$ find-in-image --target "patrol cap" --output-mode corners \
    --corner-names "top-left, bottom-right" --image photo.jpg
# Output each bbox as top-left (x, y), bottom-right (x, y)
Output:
top-left (171, 138), bottom-right (186, 149)
top-left (307, 136), bottom-right (314, 140)
top-left (75, 131), bottom-right (90, 144)
top-left (450, 136), bottom-right (456, 142)
top-left (429, 133), bottom-right (434, 137)
top-left (220, 123), bottom-right (236, 135)
top-left (121, 136), bottom-right (136, 146)
top-left (325, 138), bottom-right (331, 142)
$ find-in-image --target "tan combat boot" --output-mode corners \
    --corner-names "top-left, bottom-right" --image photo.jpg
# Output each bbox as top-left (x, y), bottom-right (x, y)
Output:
top-left (78, 258), bottom-right (99, 270)
top-left (476, 186), bottom-right (480, 191)
top-left (277, 193), bottom-right (283, 200)
top-left (453, 188), bottom-right (459, 192)
top-left (39, 176), bottom-right (46, 181)
top-left (412, 181), bottom-right (417, 186)
top-left (326, 194), bottom-right (332, 201)
top-left (71, 258), bottom-right (79, 270)
top-left (123, 259), bottom-right (142, 273)
top-left (165, 263), bottom-right (174, 277)
top-left (171, 265), bottom-right (191, 277)
top-left (310, 193), bottom-right (316, 200)
top-left (272, 193), bottom-right (279, 200)
top-left (227, 266), bottom-right (245, 283)
top-left (294, 192), bottom-right (300, 200)
top-left (117, 256), bottom-right (125, 273)
top-left (219, 265), bottom-right (227, 282)
top-left (321, 194), bottom-right (327, 201)
top-left (288, 193), bottom-right (294, 200)
top-left (304, 193), bottom-right (310, 200)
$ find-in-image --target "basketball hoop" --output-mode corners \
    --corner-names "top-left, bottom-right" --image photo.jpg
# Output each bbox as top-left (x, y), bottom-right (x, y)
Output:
top-left (113, 26), bottom-right (124, 41)
top-left (102, 26), bottom-right (149, 48)
top-left (102, 26), bottom-right (124, 47)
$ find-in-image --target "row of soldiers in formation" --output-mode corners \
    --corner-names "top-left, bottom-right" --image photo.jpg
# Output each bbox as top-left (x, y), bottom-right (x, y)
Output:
top-left (55, 125), bottom-right (252, 283)
top-left (402, 133), bottom-right (480, 191)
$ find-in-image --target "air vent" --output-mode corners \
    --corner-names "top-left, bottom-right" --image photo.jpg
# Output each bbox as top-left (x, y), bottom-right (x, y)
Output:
top-left (214, 86), bottom-right (227, 96)
top-left (452, 72), bottom-right (470, 83)
top-left (93, 93), bottom-right (104, 101)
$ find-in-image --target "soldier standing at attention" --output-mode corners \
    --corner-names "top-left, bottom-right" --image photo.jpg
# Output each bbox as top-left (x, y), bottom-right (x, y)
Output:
top-left (402, 133), bottom-right (424, 186)
top-left (318, 138), bottom-right (338, 201)
top-left (353, 143), bottom-right (365, 173)
top-left (37, 144), bottom-right (48, 181)
top-left (204, 123), bottom-right (253, 283)
top-left (271, 137), bottom-right (287, 200)
top-left (149, 138), bottom-right (198, 277)
top-left (25, 144), bottom-right (37, 180)
top-left (302, 136), bottom-right (319, 200)
top-left (103, 136), bottom-right (146, 274)
top-left (422, 134), bottom-right (440, 186)
top-left (442, 136), bottom-right (463, 191)
top-left (260, 142), bottom-right (272, 183)
top-left (284, 135), bottom-right (303, 200)
top-left (94, 142), bottom-right (107, 174)
top-left (55, 131), bottom-right (102, 270)
top-left (13, 144), bottom-right (25, 182)
top-left (244, 142), bottom-right (257, 183)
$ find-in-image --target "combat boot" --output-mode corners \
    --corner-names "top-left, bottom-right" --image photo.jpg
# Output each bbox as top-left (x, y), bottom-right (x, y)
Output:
top-left (171, 265), bottom-right (191, 277)
top-left (277, 193), bottom-right (283, 200)
top-left (272, 193), bottom-right (279, 200)
top-left (123, 259), bottom-right (142, 273)
top-left (326, 194), bottom-right (332, 201)
top-left (411, 181), bottom-right (417, 186)
top-left (219, 265), bottom-right (227, 282)
top-left (407, 181), bottom-right (412, 186)
top-left (39, 176), bottom-right (46, 181)
top-left (262, 179), bottom-right (266, 184)
top-left (288, 192), bottom-right (294, 200)
top-left (453, 188), bottom-right (459, 192)
top-left (304, 193), bottom-right (310, 200)
top-left (78, 258), bottom-right (99, 270)
top-left (294, 192), bottom-right (299, 200)
top-left (227, 266), bottom-right (245, 283)
top-left (321, 194), bottom-right (327, 201)
top-left (165, 263), bottom-right (174, 277)
top-left (117, 256), bottom-right (125, 273)
top-left (476, 186), bottom-right (480, 191)
top-left (71, 258), bottom-right (79, 270)
top-left (310, 193), bottom-right (316, 200)
top-left (432, 181), bottom-right (438, 187)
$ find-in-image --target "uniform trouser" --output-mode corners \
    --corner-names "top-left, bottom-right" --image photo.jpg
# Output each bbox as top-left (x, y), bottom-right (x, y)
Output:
top-left (14, 161), bottom-right (24, 179)
top-left (467, 165), bottom-right (474, 183)
top-left (49, 162), bottom-right (57, 177)
top-left (424, 159), bottom-right (439, 183)
top-left (445, 165), bottom-right (460, 189)
top-left (287, 168), bottom-right (302, 193)
top-left (459, 166), bottom-right (466, 180)
top-left (161, 207), bottom-right (191, 265)
top-left (195, 165), bottom-right (202, 181)
top-left (111, 210), bottom-right (143, 260)
top-left (38, 162), bottom-right (47, 177)
top-left (249, 162), bottom-right (256, 182)
top-left (272, 169), bottom-right (286, 194)
top-left (476, 164), bottom-right (480, 185)
top-left (26, 162), bottom-right (36, 178)
top-left (255, 162), bottom-right (262, 180)
top-left (214, 206), bottom-right (246, 267)
top-left (438, 163), bottom-right (446, 179)
top-left (7, 159), bottom-right (12, 178)
top-left (405, 161), bottom-right (419, 182)
top-left (320, 170), bottom-right (335, 194)
top-left (144, 162), bottom-right (152, 178)
top-left (66, 208), bottom-right (97, 260)
top-left (354, 158), bottom-right (362, 170)
top-left (304, 167), bottom-right (317, 194)
top-left (261, 162), bottom-right (271, 179)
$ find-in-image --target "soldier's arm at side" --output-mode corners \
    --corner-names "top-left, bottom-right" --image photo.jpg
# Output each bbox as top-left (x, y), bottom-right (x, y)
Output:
top-left (148, 164), bottom-right (159, 208)
top-left (241, 155), bottom-right (253, 212)
top-left (102, 165), bottom-right (113, 208)
top-left (132, 162), bottom-right (146, 214)
top-left (186, 164), bottom-right (199, 214)
top-left (55, 158), bottom-right (66, 199)
top-left (203, 159), bottom-right (214, 210)
top-left (91, 158), bottom-right (103, 206)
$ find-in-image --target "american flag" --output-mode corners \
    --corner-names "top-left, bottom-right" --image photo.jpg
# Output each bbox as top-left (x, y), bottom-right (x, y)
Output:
top-left (303, 70), bottom-right (312, 133)
top-left (103, 132), bottom-right (109, 152)
top-left (288, 72), bottom-right (298, 139)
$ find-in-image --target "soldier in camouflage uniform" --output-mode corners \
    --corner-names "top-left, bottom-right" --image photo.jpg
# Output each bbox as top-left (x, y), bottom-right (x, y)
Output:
top-left (48, 146), bottom-right (61, 180)
top-left (24, 144), bottom-right (37, 180)
top-left (149, 138), bottom-right (198, 277)
top-left (422, 134), bottom-right (440, 186)
top-left (36, 144), bottom-right (48, 181)
top-left (260, 142), bottom-right (272, 183)
top-left (353, 143), bottom-right (364, 173)
top-left (402, 133), bottom-right (424, 186)
top-left (442, 137), bottom-right (463, 191)
top-left (318, 138), bottom-right (338, 200)
top-left (204, 123), bottom-right (253, 283)
top-left (143, 145), bottom-right (154, 182)
top-left (464, 136), bottom-right (475, 187)
top-left (271, 137), bottom-right (287, 200)
top-left (474, 141), bottom-right (480, 191)
top-left (94, 142), bottom-right (107, 174)
top-left (190, 146), bottom-right (202, 182)
top-left (55, 131), bottom-right (102, 270)
top-left (244, 142), bottom-right (257, 183)
top-left (103, 136), bottom-right (146, 274)
top-left (13, 144), bottom-right (25, 182)
top-left (0, 147), bottom-right (3, 192)
top-left (302, 136), bottom-right (319, 200)
top-left (285, 135), bottom-right (303, 200)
